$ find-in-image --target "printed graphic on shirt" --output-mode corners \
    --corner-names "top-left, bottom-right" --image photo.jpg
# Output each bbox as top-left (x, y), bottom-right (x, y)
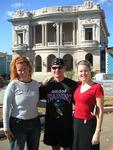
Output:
top-left (47, 89), bottom-right (72, 118)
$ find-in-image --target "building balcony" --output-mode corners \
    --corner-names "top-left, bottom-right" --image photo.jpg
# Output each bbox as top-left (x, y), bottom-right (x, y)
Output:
top-left (33, 41), bottom-right (73, 49)
top-left (34, 43), bottom-right (43, 47)
top-left (48, 42), bottom-right (57, 46)
top-left (34, 42), bottom-right (57, 48)
top-left (79, 40), bottom-right (99, 50)
top-left (12, 44), bottom-right (28, 51)
top-left (63, 42), bottom-right (73, 46)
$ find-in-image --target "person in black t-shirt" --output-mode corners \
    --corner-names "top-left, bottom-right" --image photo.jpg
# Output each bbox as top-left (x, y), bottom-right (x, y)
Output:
top-left (40, 58), bottom-right (77, 150)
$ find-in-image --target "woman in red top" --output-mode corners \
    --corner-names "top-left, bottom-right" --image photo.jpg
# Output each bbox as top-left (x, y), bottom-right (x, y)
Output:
top-left (73, 60), bottom-right (104, 150)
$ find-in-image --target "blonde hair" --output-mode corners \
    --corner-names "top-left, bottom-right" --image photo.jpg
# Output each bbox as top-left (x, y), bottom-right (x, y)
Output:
top-left (10, 55), bottom-right (33, 80)
top-left (76, 60), bottom-right (91, 71)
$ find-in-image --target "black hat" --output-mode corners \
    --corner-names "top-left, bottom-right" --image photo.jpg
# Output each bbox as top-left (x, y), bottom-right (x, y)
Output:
top-left (51, 58), bottom-right (64, 66)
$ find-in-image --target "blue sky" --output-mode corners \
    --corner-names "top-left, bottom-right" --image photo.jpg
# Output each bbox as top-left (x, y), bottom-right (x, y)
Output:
top-left (0, 0), bottom-right (113, 54)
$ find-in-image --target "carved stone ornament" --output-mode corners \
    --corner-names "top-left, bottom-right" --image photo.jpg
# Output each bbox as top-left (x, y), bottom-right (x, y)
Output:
top-left (16, 10), bottom-right (24, 16)
top-left (82, 19), bottom-right (95, 24)
top-left (15, 25), bottom-right (26, 31)
top-left (84, 0), bottom-right (93, 9)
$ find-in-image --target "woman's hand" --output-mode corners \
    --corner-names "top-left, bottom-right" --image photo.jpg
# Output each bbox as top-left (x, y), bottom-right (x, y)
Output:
top-left (4, 130), bottom-right (14, 140)
top-left (91, 131), bottom-right (100, 145)
top-left (91, 105), bottom-right (99, 117)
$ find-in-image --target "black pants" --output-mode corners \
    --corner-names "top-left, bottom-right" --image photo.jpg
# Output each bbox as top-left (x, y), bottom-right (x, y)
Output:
top-left (9, 116), bottom-right (41, 150)
top-left (73, 117), bottom-right (99, 150)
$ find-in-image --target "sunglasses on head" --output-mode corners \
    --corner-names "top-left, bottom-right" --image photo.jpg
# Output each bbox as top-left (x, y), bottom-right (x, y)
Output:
top-left (52, 66), bottom-right (63, 70)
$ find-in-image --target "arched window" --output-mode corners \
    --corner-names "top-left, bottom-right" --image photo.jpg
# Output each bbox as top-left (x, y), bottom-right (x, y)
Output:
top-left (63, 54), bottom-right (73, 71)
top-left (85, 53), bottom-right (93, 66)
top-left (47, 54), bottom-right (56, 72)
top-left (35, 55), bottom-right (42, 72)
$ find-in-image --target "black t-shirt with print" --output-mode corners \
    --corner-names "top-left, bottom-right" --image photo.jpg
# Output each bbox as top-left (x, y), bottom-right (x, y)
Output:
top-left (40, 78), bottom-right (77, 147)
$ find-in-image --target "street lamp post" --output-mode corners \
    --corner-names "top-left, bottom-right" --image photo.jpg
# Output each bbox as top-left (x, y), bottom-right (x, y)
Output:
top-left (53, 23), bottom-right (60, 58)
top-left (57, 23), bottom-right (60, 58)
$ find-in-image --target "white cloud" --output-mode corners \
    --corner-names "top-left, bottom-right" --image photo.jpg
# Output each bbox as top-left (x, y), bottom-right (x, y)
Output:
top-left (5, 2), bottom-right (24, 18)
top-left (6, 11), bottom-right (15, 17)
top-left (11, 2), bottom-right (24, 9)
top-left (98, 0), bottom-right (108, 4)
top-left (96, 0), bottom-right (113, 5)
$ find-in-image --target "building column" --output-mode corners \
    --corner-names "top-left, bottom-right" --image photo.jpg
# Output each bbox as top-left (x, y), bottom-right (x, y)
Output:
top-left (96, 24), bottom-right (100, 42)
top-left (81, 25), bottom-right (84, 41)
top-left (57, 23), bottom-right (60, 58)
top-left (93, 24), bottom-right (96, 40)
top-left (13, 27), bottom-right (17, 45)
top-left (60, 23), bottom-right (63, 46)
top-left (73, 22), bottom-right (76, 45)
top-left (33, 25), bottom-right (36, 45)
top-left (45, 24), bottom-right (47, 46)
top-left (25, 25), bottom-right (29, 46)
top-left (42, 24), bottom-right (45, 46)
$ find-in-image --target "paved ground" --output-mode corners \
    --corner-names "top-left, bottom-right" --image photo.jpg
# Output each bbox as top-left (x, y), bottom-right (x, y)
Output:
top-left (0, 113), bottom-right (113, 150)
top-left (100, 113), bottom-right (113, 150)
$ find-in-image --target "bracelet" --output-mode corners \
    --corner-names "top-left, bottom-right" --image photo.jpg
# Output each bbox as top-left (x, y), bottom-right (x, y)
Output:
top-left (96, 128), bottom-right (101, 132)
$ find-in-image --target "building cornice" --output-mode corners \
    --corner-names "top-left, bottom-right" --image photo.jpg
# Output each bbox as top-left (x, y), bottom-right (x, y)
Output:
top-left (9, 0), bottom-right (102, 20)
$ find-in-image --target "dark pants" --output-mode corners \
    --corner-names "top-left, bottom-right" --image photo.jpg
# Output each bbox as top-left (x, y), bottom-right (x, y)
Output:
top-left (73, 117), bottom-right (99, 150)
top-left (9, 116), bottom-right (41, 150)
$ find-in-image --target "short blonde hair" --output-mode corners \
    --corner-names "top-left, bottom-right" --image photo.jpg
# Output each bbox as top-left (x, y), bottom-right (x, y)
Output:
top-left (76, 60), bottom-right (91, 71)
top-left (10, 55), bottom-right (33, 80)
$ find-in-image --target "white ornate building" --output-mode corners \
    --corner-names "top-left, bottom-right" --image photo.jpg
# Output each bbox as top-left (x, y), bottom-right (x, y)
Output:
top-left (9, 0), bottom-right (109, 80)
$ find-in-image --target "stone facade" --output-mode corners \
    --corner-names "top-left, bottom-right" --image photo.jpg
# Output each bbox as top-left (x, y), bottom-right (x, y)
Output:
top-left (9, 0), bottom-right (109, 81)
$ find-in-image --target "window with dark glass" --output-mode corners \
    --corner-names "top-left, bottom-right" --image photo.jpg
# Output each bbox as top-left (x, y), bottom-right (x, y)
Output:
top-left (17, 33), bottom-right (23, 44)
top-left (85, 28), bottom-right (93, 40)
top-left (36, 25), bottom-right (42, 43)
top-left (85, 53), bottom-right (93, 66)
top-left (35, 55), bottom-right (42, 72)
